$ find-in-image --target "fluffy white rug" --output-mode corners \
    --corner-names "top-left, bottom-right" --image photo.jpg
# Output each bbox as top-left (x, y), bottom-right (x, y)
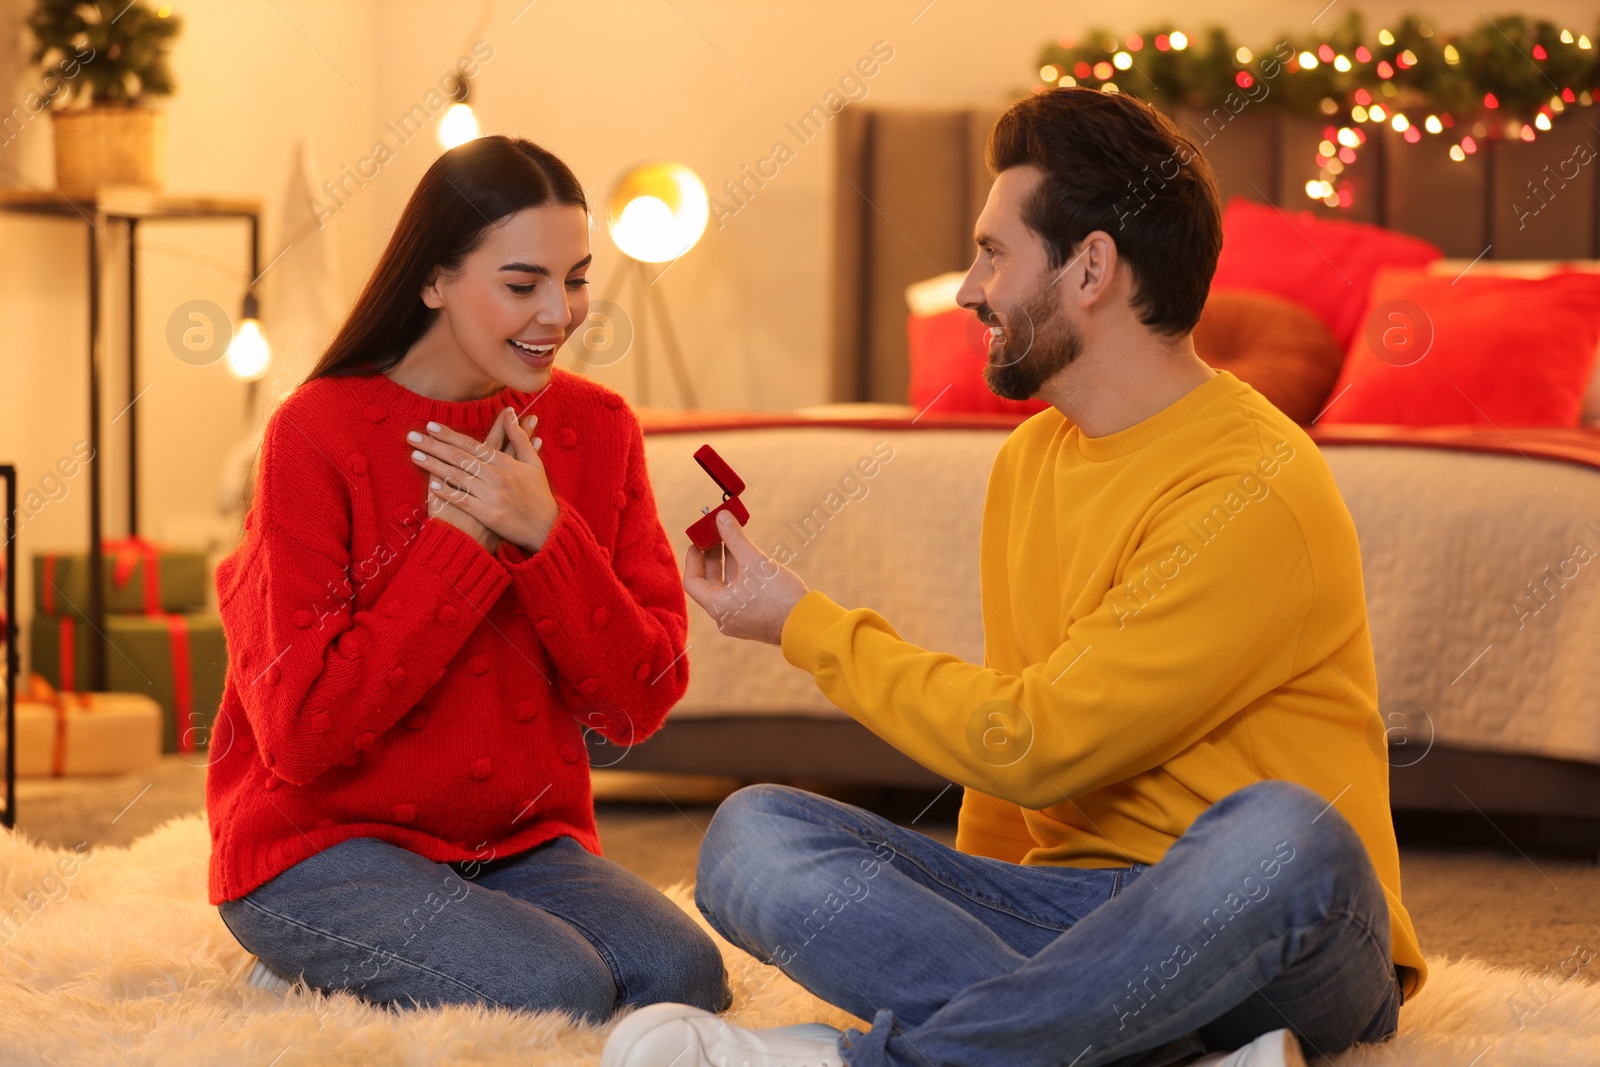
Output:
top-left (0, 817), bottom-right (1595, 1066)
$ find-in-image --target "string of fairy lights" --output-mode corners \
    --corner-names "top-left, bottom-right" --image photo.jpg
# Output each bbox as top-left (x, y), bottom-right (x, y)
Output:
top-left (1034, 14), bottom-right (1600, 208)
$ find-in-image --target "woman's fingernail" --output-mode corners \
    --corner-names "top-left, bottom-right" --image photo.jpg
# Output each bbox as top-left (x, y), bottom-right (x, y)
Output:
top-left (718, 511), bottom-right (733, 526)
top-left (412, 450), bottom-right (427, 462)
top-left (534, 438), bottom-right (542, 450)
top-left (407, 431), bottom-right (423, 444)
top-left (426, 421), bottom-right (442, 433)
top-left (430, 479), bottom-right (442, 490)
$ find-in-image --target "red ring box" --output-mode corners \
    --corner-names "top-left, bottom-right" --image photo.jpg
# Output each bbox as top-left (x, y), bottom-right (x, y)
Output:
top-left (686, 445), bottom-right (750, 550)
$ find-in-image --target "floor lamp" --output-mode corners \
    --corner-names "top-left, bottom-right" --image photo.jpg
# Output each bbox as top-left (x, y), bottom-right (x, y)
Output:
top-left (597, 162), bottom-right (708, 409)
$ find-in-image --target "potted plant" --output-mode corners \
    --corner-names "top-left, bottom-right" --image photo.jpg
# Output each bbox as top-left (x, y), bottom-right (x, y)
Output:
top-left (26, 0), bottom-right (182, 193)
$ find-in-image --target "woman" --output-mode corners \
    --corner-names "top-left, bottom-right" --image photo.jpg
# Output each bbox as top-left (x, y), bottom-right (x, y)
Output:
top-left (207, 136), bottom-right (729, 1022)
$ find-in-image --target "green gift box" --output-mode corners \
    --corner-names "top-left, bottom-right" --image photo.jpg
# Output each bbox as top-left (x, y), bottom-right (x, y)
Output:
top-left (33, 539), bottom-right (210, 619)
top-left (31, 610), bottom-right (227, 754)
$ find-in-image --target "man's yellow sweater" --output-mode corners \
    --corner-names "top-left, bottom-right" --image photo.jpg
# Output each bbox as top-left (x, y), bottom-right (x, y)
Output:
top-left (780, 369), bottom-right (1426, 1000)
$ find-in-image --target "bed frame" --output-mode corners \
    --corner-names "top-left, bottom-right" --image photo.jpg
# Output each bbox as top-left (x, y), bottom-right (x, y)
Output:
top-left (587, 719), bottom-right (1600, 854)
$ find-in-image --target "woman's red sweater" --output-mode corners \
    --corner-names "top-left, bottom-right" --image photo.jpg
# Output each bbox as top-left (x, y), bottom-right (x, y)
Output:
top-left (205, 367), bottom-right (689, 904)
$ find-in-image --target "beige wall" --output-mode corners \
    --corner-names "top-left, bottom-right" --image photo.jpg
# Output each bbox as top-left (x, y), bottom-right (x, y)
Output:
top-left (2, 0), bottom-right (1596, 625)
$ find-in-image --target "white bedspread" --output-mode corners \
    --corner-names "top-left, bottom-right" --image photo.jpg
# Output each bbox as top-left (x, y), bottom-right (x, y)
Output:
top-left (1322, 446), bottom-right (1600, 767)
top-left (642, 427), bottom-right (1600, 768)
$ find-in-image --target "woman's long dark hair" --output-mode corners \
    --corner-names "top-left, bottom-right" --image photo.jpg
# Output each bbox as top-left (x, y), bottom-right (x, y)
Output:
top-left (305, 136), bottom-right (588, 382)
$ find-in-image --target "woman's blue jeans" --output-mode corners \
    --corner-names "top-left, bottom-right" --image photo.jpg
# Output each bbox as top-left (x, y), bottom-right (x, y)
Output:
top-left (695, 779), bottom-right (1403, 1067)
top-left (219, 834), bottom-right (730, 1022)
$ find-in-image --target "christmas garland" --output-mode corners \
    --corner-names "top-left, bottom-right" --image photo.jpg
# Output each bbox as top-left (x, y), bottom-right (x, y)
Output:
top-left (1035, 13), bottom-right (1600, 206)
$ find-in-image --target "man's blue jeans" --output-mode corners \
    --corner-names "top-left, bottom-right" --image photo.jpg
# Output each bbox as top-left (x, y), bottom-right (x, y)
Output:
top-left (219, 835), bottom-right (730, 1022)
top-left (695, 779), bottom-right (1402, 1067)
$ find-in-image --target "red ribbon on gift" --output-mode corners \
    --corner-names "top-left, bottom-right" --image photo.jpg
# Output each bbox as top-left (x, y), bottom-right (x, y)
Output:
top-left (57, 615), bottom-right (76, 692)
top-left (107, 535), bottom-right (165, 615)
top-left (39, 536), bottom-right (165, 616)
top-left (51, 693), bottom-right (96, 777)
top-left (27, 674), bottom-right (92, 777)
top-left (42, 554), bottom-right (58, 615)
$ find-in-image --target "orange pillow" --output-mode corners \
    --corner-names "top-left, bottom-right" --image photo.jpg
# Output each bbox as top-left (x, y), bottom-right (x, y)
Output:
top-left (1320, 268), bottom-right (1600, 427)
top-left (1193, 289), bottom-right (1345, 424)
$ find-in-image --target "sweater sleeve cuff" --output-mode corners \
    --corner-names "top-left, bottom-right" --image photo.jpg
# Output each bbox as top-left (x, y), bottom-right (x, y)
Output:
top-left (409, 517), bottom-right (509, 611)
top-left (500, 497), bottom-right (604, 591)
top-left (781, 590), bottom-right (850, 674)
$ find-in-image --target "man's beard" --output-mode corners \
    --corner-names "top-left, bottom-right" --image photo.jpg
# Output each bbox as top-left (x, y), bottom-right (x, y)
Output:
top-left (980, 274), bottom-right (1083, 402)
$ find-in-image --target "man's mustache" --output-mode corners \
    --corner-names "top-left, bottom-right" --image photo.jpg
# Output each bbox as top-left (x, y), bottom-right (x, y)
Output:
top-left (974, 304), bottom-right (1002, 328)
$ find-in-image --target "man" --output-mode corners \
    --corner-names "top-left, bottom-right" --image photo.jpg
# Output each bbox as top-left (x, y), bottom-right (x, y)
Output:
top-left (603, 87), bottom-right (1424, 1067)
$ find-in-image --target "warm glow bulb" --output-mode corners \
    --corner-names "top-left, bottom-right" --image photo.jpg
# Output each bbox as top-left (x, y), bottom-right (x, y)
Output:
top-left (438, 103), bottom-right (480, 150)
top-left (1168, 31), bottom-right (1188, 50)
top-left (226, 319), bottom-right (271, 381)
top-left (1297, 51), bottom-right (1319, 68)
top-left (612, 197), bottom-right (676, 260)
top-left (607, 163), bottom-right (711, 264)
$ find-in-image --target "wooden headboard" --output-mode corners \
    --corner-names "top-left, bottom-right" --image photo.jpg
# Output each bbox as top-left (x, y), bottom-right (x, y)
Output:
top-left (830, 103), bottom-right (1600, 404)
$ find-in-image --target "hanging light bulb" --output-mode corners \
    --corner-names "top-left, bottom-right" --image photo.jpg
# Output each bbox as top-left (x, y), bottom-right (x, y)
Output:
top-left (438, 75), bottom-right (481, 150)
top-left (225, 291), bottom-right (271, 381)
top-left (439, 102), bottom-right (480, 149)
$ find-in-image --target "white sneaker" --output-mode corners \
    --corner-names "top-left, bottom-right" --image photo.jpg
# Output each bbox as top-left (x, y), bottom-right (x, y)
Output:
top-left (602, 1002), bottom-right (845, 1067)
top-left (236, 954), bottom-right (293, 995)
top-left (1188, 1028), bottom-right (1307, 1067)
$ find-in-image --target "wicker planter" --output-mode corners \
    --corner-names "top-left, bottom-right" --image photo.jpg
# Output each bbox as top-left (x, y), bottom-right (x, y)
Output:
top-left (51, 106), bottom-right (167, 194)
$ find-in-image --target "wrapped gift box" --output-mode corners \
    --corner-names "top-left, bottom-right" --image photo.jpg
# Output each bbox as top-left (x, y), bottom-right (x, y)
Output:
top-left (33, 538), bottom-right (210, 619)
top-left (30, 610), bottom-right (226, 753)
top-left (0, 686), bottom-right (162, 777)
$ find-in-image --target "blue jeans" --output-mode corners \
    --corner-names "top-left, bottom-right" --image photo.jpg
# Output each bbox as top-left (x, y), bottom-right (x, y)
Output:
top-left (695, 780), bottom-right (1402, 1067)
top-left (219, 835), bottom-right (730, 1022)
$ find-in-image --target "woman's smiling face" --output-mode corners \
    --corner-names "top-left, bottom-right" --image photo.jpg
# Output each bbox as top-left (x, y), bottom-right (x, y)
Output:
top-left (420, 203), bottom-right (592, 393)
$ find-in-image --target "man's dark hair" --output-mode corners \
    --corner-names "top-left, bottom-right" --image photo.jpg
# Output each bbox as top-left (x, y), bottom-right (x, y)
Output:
top-left (987, 87), bottom-right (1222, 336)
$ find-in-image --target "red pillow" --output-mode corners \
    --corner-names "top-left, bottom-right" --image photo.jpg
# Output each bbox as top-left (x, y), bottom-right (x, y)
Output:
top-left (1320, 268), bottom-right (1600, 427)
top-left (1212, 197), bottom-right (1442, 349)
top-left (907, 306), bottom-right (1050, 417)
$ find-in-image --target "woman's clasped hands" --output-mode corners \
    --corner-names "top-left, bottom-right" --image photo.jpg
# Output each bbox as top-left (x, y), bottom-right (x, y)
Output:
top-left (409, 406), bottom-right (560, 554)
